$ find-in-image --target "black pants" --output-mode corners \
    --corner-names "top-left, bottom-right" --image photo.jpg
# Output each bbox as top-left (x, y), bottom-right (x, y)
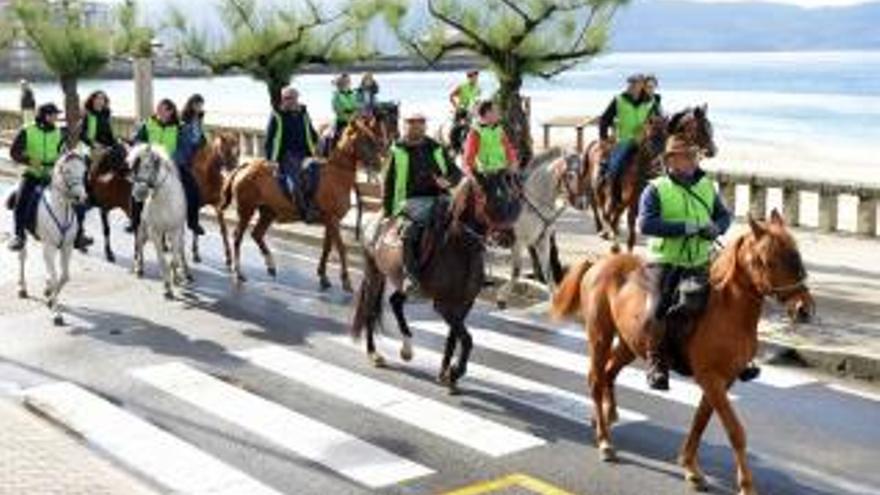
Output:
top-left (178, 164), bottom-right (201, 231)
top-left (13, 176), bottom-right (44, 238)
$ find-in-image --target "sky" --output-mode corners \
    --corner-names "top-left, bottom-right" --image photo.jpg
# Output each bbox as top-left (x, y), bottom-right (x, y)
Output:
top-left (690, 0), bottom-right (872, 5)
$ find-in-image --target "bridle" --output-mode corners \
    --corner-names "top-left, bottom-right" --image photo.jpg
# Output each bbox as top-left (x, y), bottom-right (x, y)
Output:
top-left (132, 148), bottom-right (169, 192)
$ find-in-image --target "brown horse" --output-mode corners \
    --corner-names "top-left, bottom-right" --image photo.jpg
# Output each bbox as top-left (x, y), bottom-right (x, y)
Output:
top-left (579, 105), bottom-right (717, 252)
top-left (189, 132), bottom-right (240, 265)
top-left (352, 178), bottom-right (486, 393)
top-left (221, 114), bottom-right (387, 289)
top-left (87, 144), bottom-right (131, 263)
top-left (552, 210), bottom-right (815, 495)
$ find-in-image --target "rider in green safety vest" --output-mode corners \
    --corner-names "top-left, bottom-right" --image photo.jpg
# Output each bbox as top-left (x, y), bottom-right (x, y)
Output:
top-left (8, 103), bottom-right (69, 251)
top-left (331, 73), bottom-right (361, 145)
top-left (637, 135), bottom-right (734, 391)
top-left (448, 70), bottom-right (482, 155)
top-left (598, 74), bottom-right (660, 209)
top-left (128, 99), bottom-right (180, 234)
top-left (382, 112), bottom-right (461, 288)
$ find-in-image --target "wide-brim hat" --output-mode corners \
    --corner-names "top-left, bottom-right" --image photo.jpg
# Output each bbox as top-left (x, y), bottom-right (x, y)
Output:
top-left (664, 136), bottom-right (696, 157)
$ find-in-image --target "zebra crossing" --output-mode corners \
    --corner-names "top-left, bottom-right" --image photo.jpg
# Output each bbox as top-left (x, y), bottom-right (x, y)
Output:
top-left (17, 308), bottom-right (880, 495)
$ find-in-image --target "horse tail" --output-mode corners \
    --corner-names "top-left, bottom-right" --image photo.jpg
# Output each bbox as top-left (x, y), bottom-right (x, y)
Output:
top-left (551, 257), bottom-right (593, 320)
top-left (220, 164), bottom-right (244, 211)
top-left (351, 250), bottom-right (386, 340)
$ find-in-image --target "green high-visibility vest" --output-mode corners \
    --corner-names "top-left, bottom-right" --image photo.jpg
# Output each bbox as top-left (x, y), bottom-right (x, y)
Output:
top-left (85, 113), bottom-right (98, 145)
top-left (145, 117), bottom-right (178, 155)
top-left (648, 175), bottom-right (717, 268)
top-left (615, 94), bottom-right (654, 144)
top-left (457, 81), bottom-right (480, 110)
top-left (475, 124), bottom-right (507, 174)
top-left (24, 124), bottom-right (61, 181)
top-left (388, 144), bottom-right (448, 217)
top-left (271, 110), bottom-right (316, 162)
top-left (333, 90), bottom-right (359, 124)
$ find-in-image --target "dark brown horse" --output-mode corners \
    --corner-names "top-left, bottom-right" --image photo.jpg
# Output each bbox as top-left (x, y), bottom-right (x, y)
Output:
top-left (352, 178), bottom-right (486, 393)
top-left (221, 114), bottom-right (387, 290)
top-left (552, 210), bottom-right (815, 495)
top-left (190, 132), bottom-right (240, 265)
top-left (87, 144), bottom-right (131, 263)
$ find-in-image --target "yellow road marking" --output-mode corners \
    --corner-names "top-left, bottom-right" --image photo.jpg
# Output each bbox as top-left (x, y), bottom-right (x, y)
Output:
top-left (441, 473), bottom-right (578, 495)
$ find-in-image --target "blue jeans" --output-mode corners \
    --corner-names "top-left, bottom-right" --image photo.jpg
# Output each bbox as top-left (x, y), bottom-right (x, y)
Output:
top-left (177, 164), bottom-right (201, 231)
top-left (606, 141), bottom-right (636, 180)
top-left (277, 153), bottom-right (306, 197)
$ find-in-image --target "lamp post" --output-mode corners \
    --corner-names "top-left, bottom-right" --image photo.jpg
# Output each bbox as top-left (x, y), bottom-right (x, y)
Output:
top-left (133, 37), bottom-right (162, 122)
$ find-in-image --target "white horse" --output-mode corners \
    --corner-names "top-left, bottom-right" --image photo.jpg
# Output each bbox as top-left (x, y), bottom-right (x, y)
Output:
top-left (16, 151), bottom-right (89, 325)
top-left (497, 149), bottom-right (581, 309)
top-left (129, 144), bottom-right (191, 299)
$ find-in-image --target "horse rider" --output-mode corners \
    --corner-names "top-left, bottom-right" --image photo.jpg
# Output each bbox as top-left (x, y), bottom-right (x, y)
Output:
top-left (356, 72), bottom-right (380, 114)
top-left (331, 73), bottom-right (360, 146)
top-left (637, 135), bottom-right (733, 390)
top-left (448, 70), bottom-right (481, 152)
top-left (598, 74), bottom-right (660, 210)
top-left (127, 99), bottom-right (181, 234)
top-left (265, 86), bottom-right (320, 223)
top-left (176, 94), bottom-right (207, 236)
top-left (383, 111), bottom-right (461, 290)
top-left (643, 74), bottom-right (664, 117)
top-left (7, 103), bottom-right (79, 251)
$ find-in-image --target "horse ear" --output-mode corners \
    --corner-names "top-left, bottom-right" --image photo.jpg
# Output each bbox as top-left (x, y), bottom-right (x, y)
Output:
top-left (769, 208), bottom-right (785, 226)
top-left (748, 213), bottom-right (766, 238)
top-left (700, 103), bottom-right (709, 115)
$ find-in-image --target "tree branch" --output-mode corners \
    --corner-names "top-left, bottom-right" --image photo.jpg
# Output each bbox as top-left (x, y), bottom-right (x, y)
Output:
top-left (427, 0), bottom-right (494, 54)
top-left (498, 0), bottom-right (531, 24)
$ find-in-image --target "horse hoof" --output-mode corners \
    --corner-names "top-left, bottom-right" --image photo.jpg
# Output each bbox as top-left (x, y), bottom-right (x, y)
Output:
top-left (686, 473), bottom-right (709, 492)
top-left (599, 444), bottom-right (618, 463)
top-left (319, 278), bottom-right (332, 291)
top-left (400, 341), bottom-right (413, 362)
top-left (497, 299), bottom-right (507, 310)
top-left (267, 266), bottom-right (277, 278)
top-left (369, 353), bottom-right (386, 368)
top-left (17, 289), bottom-right (27, 299)
top-left (164, 290), bottom-right (174, 300)
top-left (193, 255), bottom-right (202, 264)
top-left (43, 288), bottom-right (52, 298)
top-left (342, 279), bottom-right (353, 293)
top-left (106, 252), bottom-right (116, 263)
top-left (610, 243), bottom-right (621, 254)
top-left (53, 315), bottom-right (64, 326)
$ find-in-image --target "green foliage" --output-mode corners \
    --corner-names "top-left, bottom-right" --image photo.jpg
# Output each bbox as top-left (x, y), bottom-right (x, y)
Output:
top-left (12, 0), bottom-right (112, 79)
top-left (114, 0), bottom-right (154, 58)
top-left (168, 0), bottom-right (392, 104)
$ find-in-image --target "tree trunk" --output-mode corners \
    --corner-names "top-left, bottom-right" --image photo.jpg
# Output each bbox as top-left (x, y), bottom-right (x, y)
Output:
top-left (267, 79), bottom-right (286, 109)
top-left (497, 75), bottom-right (532, 167)
top-left (60, 76), bottom-right (80, 147)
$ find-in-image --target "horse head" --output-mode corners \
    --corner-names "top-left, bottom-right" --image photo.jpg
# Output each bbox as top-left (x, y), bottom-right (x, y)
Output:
top-left (54, 151), bottom-right (89, 205)
top-left (669, 105), bottom-right (717, 159)
top-left (211, 132), bottom-right (240, 171)
top-left (341, 114), bottom-right (389, 174)
top-left (716, 209), bottom-right (815, 323)
top-left (128, 144), bottom-right (173, 202)
top-left (373, 101), bottom-right (400, 142)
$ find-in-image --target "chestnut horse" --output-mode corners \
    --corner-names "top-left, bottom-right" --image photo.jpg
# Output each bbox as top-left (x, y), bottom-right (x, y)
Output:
top-left (552, 210), bottom-right (815, 495)
top-left (221, 114), bottom-right (387, 289)
top-left (87, 144), bottom-right (131, 263)
top-left (579, 105), bottom-right (717, 252)
top-left (189, 132), bottom-right (240, 265)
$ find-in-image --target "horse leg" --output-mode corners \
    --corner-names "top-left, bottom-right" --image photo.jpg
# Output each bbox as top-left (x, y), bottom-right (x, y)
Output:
top-left (389, 290), bottom-right (413, 362)
top-left (700, 376), bottom-right (755, 495)
top-left (331, 224), bottom-right (353, 293)
top-left (602, 341), bottom-right (635, 427)
top-left (232, 204), bottom-right (256, 284)
top-left (450, 321), bottom-right (473, 387)
top-left (101, 208), bottom-right (115, 263)
top-left (583, 294), bottom-right (617, 461)
top-left (317, 225), bottom-right (332, 290)
top-left (679, 395), bottom-right (714, 492)
top-left (152, 230), bottom-right (173, 299)
top-left (251, 208), bottom-right (277, 278)
top-left (17, 243), bottom-right (28, 299)
top-left (437, 308), bottom-right (459, 389)
top-left (133, 224), bottom-right (146, 278)
top-left (191, 229), bottom-right (201, 264)
top-left (536, 235), bottom-right (556, 302)
top-left (41, 244), bottom-right (63, 325)
top-left (52, 244), bottom-right (74, 326)
top-left (173, 228), bottom-right (193, 285)
top-left (498, 241), bottom-right (523, 310)
top-left (216, 206), bottom-right (232, 270)
top-left (626, 203), bottom-right (638, 253)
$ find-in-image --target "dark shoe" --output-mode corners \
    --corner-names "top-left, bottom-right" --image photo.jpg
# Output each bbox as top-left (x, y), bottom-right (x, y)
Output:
top-left (738, 363), bottom-right (761, 382)
top-left (8, 236), bottom-right (25, 251)
top-left (303, 207), bottom-right (321, 224)
top-left (191, 224), bottom-right (206, 236)
top-left (74, 233), bottom-right (94, 251)
top-left (646, 351), bottom-right (670, 391)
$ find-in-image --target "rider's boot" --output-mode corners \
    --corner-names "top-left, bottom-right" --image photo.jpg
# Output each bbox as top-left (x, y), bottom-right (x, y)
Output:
top-left (610, 178), bottom-right (623, 211)
top-left (126, 200), bottom-right (143, 234)
top-left (739, 362), bottom-right (762, 382)
top-left (294, 187), bottom-right (320, 224)
top-left (74, 229), bottom-right (94, 251)
top-left (7, 234), bottom-right (24, 252)
top-left (402, 227), bottom-right (422, 294)
top-left (646, 320), bottom-right (670, 391)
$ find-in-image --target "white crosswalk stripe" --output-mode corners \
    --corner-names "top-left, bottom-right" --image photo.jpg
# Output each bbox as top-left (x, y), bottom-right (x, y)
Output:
top-left (235, 345), bottom-right (546, 457)
top-left (131, 362), bottom-right (434, 489)
top-left (23, 381), bottom-right (282, 495)
top-left (325, 335), bottom-right (648, 425)
top-left (413, 320), bottom-right (724, 407)
top-left (828, 383), bottom-right (880, 403)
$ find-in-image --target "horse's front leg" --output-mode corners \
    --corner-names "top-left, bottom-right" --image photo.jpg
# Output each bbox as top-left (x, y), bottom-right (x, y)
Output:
top-left (232, 204), bottom-right (255, 284)
top-left (331, 223), bottom-right (352, 293)
top-left (700, 375), bottom-right (755, 495)
top-left (101, 208), bottom-right (115, 263)
top-left (497, 241), bottom-right (522, 310)
top-left (133, 226), bottom-right (146, 277)
top-left (317, 224), bottom-right (332, 290)
top-left (679, 394), bottom-right (714, 492)
top-left (41, 243), bottom-right (62, 325)
top-left (151, 230), bottom-right (173, 299)
top-left (17, 243), bottom-right (28, 299)
top-left (251, 209), bottom-right (276, 278)
top-left (172, 229), bottom-right (192, 285)
top-left (191, 229), bottom-right (201, 264)
top-left (536, 235), bottom-right (556, 302)
top-left (389, 290), bottom-right (413, 362)
top-left (215, 206), bottom-right (232, 270)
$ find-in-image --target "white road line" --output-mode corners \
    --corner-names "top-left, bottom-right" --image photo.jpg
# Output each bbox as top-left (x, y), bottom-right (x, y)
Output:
top-left (236, 346), bottom-right (545, 457)
top-left (490, 311), bottom-right (817, 389)
top-left (24, 381), bottom-right (281, 495)
top-left (131, 362), bottom-right (433, 489)
top-left (828, 383), bottom-right (880, 403)
top-left (325, 336), bottom-right (648, 425)
top-left (412, 320), bottom-right (725, 407)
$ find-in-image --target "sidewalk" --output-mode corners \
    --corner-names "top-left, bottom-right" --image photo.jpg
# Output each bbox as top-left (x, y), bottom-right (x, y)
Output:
top-left (0, 398), bottom-right (158, 495)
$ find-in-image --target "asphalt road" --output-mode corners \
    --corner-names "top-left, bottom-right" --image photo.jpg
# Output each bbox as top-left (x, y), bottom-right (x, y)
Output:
top-left (1, 193), bottom-right (879, 495)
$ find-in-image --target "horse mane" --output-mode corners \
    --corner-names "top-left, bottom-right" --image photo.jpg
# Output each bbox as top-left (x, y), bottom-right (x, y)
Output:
top-left (667, 108), bottom-right (691, 135)
top-left (127, 143), bottom-right (176, 175)
top-left (710, 233), bottom-right (746, 289)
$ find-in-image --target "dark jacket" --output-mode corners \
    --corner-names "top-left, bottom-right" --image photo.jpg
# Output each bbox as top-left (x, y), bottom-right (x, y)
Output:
top-left (10, 121), bottom-right (67, 166)
top-left (264, 106), bottom-right (318, 161)
top-left (383, 137), bottom-right (461, 216)
top-left (80, 109), bottom-right (116, 148)
top-left (20, 88), bottom-right (35, 111)
top-left (598, 92), bottom-right (662, 140)
top-left (637, 168), bottom-right (732, 238)
top-left (176, 119), bottom-right (206, 167)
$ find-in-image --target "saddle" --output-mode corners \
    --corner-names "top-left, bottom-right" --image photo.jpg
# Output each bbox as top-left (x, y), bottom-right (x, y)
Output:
top-left (651, 267), bottom-right (711, 377)
top-left (372, 197), bottom-right (449, 280)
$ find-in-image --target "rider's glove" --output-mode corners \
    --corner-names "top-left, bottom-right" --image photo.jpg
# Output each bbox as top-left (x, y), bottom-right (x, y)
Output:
top-left (698, 223), bottom-right (721, 240)
top-left (684, 222), bottom-right (700, 235)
